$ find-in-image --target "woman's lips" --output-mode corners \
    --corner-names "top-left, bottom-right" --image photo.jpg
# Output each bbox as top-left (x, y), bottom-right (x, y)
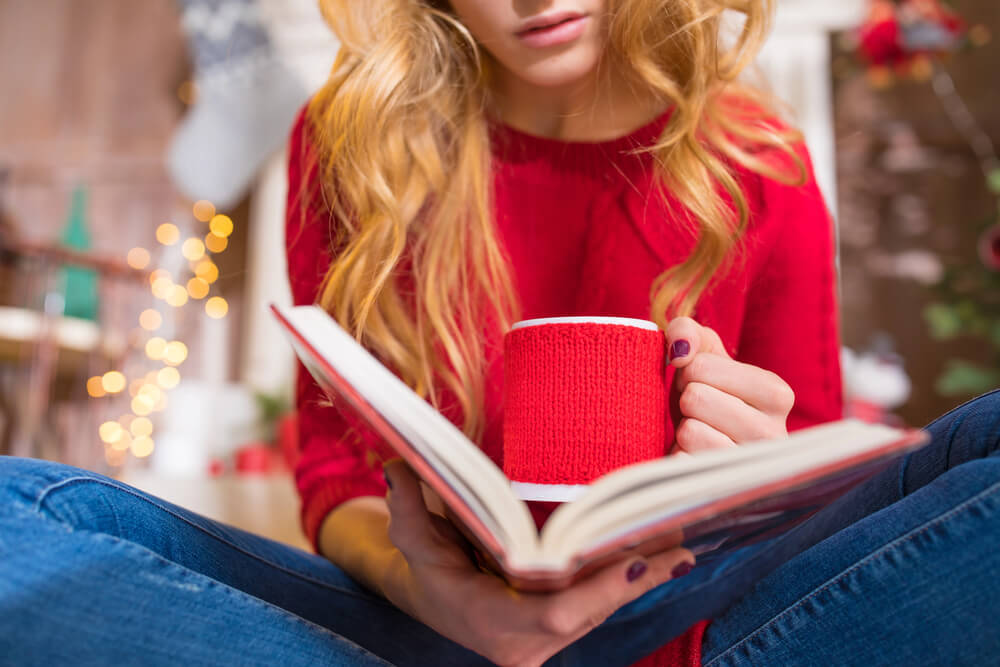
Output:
top-left (516, 15), bottom-right (589, 49)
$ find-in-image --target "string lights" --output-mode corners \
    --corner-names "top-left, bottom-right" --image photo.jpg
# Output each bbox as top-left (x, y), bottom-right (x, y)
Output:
top-left (92, 199), bottom-right (232, 467)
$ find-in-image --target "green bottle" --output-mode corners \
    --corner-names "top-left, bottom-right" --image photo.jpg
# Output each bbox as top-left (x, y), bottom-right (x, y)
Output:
top-left (58, 185), bottom-right (98, 321)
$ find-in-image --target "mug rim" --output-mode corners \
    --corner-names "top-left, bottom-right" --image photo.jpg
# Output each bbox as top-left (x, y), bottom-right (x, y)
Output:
top-left (510, 316), bottom-right (659, 332)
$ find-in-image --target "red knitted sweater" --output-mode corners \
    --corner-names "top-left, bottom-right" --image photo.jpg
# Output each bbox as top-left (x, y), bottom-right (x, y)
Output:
top-left (285, 107), bottom-right (843, 666)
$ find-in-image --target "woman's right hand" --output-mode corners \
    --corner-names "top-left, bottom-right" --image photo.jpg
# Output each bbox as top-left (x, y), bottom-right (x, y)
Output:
top-left (380, 462), bottom-right (695, 667)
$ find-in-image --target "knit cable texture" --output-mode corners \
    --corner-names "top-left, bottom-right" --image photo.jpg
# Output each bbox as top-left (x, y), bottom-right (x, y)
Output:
top-left (503, 322), bottom-right (667, 485)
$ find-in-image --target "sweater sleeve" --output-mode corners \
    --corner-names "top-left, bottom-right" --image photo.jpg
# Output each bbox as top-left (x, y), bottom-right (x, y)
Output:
top-left (737, 146), bottom-right (843, 432)
top-left (285, 107), bottom-right (392, 550)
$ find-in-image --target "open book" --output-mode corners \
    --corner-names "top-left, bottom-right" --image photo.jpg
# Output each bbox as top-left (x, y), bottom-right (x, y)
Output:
top-left (273, 304), bottom-right (929, 591)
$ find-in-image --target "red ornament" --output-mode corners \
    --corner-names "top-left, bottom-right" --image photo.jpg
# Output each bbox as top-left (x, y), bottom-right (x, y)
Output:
top-left (979, 225), bottom-right (1000, 271)
top-left (858, 0), bottom-right (966, 70)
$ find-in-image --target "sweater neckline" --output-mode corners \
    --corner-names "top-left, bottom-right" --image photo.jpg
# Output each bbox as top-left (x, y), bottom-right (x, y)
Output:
top-left (488, 107), bottom-right (673, 180)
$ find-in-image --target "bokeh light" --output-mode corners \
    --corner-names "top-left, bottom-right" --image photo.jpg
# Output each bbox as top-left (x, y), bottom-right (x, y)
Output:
top-left (157, 367), bottom-right (180, 389)
top-left (99, 421), bottom-right (123, 444)
top-left (186, 277), bottom-right (210, 299)
top-left (131, 396), bottom-right (153, 416)
top-left (209, 214), bottom-right (233, 238)
top-left (86, 376), bottom-right (106, 398)
top-left (151, 276), bottom-right (173, 300)
top-left (166, 285), bottom-right (189, 307)
top-left (149, 268), bottom-right (170, 286)
top-left (128, 378), bottom-right (145, 398)
top-left (138, 383), bottom-right (162, 404)
top-left (139, 309), bottom-right (162, 331)
top-left (130, 417), bottom-right (153, 438)
top-left (182, 237), bottom-right (205, 261)
top-left (206, 297), bottom-right (228, 319)
top-left (118, 414), bottom-right (135, 430)
top-left (110, 431), bottom-right (132, 452)
top-left (132, 436), bottom-right (155, 458)
top-left (156, 223), bottom-right (180, 246)
top-left (153, 392), bottom-right (169, 413)
top-left (192, 200), bottom-right (216, 222)
top-left (127, 247), bottom-right (151, 270)
top-left (145, 337), bottom-right (167, 361)
top-left (204, 233), bottom-right (228, 253)
top-left (164, 341), bottom-right (188, 366)
top-left (101, 371), bottom-right (126, 394)
top-left (105, 447), bottom-right (127, 467)
top-left (195, 259), bottom-right (219, 283)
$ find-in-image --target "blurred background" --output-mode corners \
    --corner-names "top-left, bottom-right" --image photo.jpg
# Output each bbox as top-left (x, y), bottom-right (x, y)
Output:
top-left (0, 0), bottom-right (996, 548)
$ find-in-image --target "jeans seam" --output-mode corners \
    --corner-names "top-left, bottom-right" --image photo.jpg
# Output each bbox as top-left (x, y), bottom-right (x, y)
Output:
top-left (703, 478), bottom-right (1000, 667)
top-left (33, 476), bottom-right (393, 606)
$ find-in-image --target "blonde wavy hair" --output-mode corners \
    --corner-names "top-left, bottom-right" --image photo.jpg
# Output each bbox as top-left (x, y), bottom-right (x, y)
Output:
top-left (305, 0), bottom-right (804, 441)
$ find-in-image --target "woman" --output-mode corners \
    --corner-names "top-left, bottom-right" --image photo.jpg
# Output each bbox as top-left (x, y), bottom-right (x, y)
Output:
top-left (1, 1), bottom-right (997, 665)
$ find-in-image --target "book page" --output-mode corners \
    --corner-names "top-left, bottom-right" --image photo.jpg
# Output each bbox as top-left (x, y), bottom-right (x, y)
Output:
top-left (273, 305), bottom-right (540, 562)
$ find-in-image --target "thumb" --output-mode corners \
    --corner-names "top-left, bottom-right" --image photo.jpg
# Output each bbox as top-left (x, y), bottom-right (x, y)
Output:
top-left (383, 460), bottom-right (434, 551)
top-left (664, 317), bottom-right (730, 368)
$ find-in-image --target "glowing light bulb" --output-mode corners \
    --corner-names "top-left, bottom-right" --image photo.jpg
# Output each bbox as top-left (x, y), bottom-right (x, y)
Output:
top-left (204, 233), bottom-right (228, 253)
top-left (145, 337), bottom-right (167, 361)
top-left (151, 276), bottom-right (173, 300)
top-left (149, 269), bottom-right (170, 286)
top-left (139, 309), bottom-right (162, 331)
top-left (166, 285), bottom-right (189, 307)
top-left (99, 421), bottom-right (122, 443)
top-left (192, 200), bottom-right (216, 222)
top-left (205, 297), bottom-right (228, 319)
top-left (131, 436), bottom-right (155, 458)
top-left (164, 341), bottom-right (188, 366)
top-left (138, 384), bottom-right (162, 404)
top-left (111, 430), bottom-right (132, 451)
top-left (87, 376), bottom-right (106, 398)
top-left (209, 214), bottom-right (233, 238)
top-left (101, 371), bottom-right (126, 394)
top-left (156, 223), bottom-right (180, 246)
top-left (131, 396), bottom-right (153, 416)
top-left (186, 277), bottom-right (210, 299)
top-left (130, 417), bottom-right (153, 438)
top-left (157, 366), bottom-right (180, 389)
top-left (182, 237), bottom-right (205, 261)
top-left (195, 259), bottom-right (219, 284)
top-left (127, 247), bottom-right (151, 270)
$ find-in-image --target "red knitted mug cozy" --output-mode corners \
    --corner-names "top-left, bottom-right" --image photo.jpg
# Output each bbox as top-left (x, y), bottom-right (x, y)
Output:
top-left (502, 320), bottom-right (667, 486)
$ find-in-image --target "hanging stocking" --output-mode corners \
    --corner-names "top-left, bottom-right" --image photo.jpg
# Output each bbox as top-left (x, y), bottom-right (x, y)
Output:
top-left (167, 0), bottom-right (309, 209)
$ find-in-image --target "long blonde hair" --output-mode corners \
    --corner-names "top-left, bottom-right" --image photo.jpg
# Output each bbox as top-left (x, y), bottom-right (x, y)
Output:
top-left (305, 0), bottom-right (804, 441)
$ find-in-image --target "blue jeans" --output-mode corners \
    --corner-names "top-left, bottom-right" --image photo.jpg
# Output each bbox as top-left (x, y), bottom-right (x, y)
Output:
top-left (1, 391), bottom-right (998, 666)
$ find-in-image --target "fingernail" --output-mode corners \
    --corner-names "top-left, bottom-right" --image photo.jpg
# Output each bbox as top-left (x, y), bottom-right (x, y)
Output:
top-left (669, 339), bottom-right (690, 361)
top-left (626, 560), bottom-right (647, 582)
top-left (383, 469), bottom-right (393, 490)
top-left (671, 561), bottom-right (694, 578)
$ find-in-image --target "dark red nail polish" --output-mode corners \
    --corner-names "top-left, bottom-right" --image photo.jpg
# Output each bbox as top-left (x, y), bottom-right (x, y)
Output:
top-left (383, 469), bottom-right (393, 490)
top-left (626, 561), bottom-right (647, 582)
top-left (669, 339), bottom-right (690, 361)
top-left (671, 561), bottom-right (694, 578)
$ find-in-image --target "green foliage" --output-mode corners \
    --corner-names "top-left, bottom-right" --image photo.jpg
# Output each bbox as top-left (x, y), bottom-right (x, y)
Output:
top-left (935, 360), bottom-right (1000, 396)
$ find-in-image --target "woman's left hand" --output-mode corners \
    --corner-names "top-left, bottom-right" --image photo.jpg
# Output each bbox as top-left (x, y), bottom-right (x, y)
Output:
top-left (665, 317), bottom-right (795, 453)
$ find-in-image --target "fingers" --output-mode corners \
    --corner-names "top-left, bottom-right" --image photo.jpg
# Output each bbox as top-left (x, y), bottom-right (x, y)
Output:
top-left (538, 549), bottom-right (696, 638)
top-left (678, 381), bottom-right (787, 443)
top-left (676, 353), bottom-right (795, 417)
top-left (384, 461), bottom-right (434, 554)
top-left (664, 317), bottom-right (731, 367)
top-left (674, 417), bottom-right (736, 453)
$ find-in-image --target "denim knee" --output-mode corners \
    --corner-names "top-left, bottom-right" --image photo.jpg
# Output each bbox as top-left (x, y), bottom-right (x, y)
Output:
top-left (0, 456), bottom-right (120, 526)
top-left (924, 390), bottom-right (1000, 457)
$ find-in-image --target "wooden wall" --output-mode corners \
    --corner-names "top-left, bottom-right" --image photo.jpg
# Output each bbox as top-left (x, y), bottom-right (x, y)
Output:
top-left (834, 0), bottom-right (1000, 425)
